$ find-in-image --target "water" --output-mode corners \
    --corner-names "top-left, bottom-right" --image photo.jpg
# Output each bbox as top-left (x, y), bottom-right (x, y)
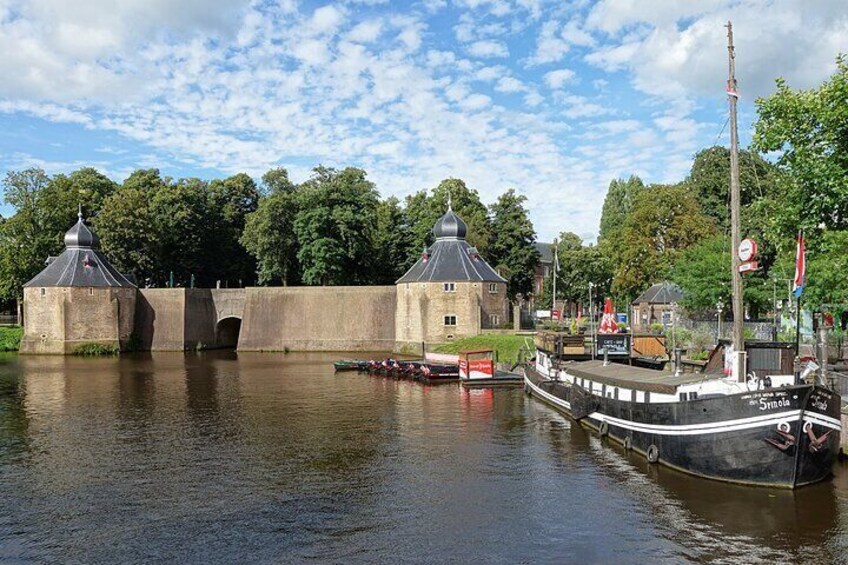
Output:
top-left (1, 351), bottom-right (847, 564)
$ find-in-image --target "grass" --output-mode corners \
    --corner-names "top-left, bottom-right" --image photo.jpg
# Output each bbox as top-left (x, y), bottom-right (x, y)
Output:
top-left (0, 326), bottom-right (22, 352)
top-left (73, 343), bottom-right (119, 356)
top-left (433, 334), bottom-right (535, 365)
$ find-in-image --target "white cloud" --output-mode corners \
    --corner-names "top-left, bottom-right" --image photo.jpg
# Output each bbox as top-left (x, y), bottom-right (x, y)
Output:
top-left (348, 20), bottom-right (383, 43)
top-left (495, 76), bottom-right (526, 93)
top-left (544, 69), bottom-right (576, 89)
top-left (467, 40), bottom-right (509, 58)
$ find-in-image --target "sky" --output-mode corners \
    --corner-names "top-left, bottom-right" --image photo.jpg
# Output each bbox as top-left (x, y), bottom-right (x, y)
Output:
top-left (0, 0), bottom-right (846, 242)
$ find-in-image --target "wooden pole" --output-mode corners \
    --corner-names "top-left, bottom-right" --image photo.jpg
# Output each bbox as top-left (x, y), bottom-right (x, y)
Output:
top-left (727, 21), bottom-right (745, 381)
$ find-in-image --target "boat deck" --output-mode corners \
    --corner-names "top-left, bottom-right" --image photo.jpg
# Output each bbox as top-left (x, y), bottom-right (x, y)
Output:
top-left (560, 360), bottom-right (722, 394)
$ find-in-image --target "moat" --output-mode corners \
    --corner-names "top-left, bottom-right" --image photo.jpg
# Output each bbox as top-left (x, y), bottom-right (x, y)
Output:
top-left (1, 351), bottom-right (847, 563)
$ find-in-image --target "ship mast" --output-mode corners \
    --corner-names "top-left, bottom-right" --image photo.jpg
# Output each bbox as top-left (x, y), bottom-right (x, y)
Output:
top-left (727, 21), bottom-right (745, 382)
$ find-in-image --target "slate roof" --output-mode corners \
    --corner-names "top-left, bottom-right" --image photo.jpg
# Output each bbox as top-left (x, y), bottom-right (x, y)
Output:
top-left (534, 242), bottom-right (554, 264)
top-left (632, 281), bottom-right (684, 305)
top-left (24, 212), bottom-right (135, 289)
top-left (396, 206), bottom-right (506, 284)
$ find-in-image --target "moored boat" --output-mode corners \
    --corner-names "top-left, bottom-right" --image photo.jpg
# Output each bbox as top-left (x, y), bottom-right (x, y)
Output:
top-left (334, 359), bottom-right (369, 372)
top-left (523, 350), bottom-right (840, 488)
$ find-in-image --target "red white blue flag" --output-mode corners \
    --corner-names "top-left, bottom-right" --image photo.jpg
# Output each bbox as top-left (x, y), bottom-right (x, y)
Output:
top-left (793, 230), bottom-right (806, 298)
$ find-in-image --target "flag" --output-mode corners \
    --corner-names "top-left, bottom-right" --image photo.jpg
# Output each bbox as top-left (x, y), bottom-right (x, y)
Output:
top-left (553, 245), bottom-right (560, 271)
top-left (792, 230), bottom-right (805, 298)
top-left (598, 297), bottom-right (618, 334)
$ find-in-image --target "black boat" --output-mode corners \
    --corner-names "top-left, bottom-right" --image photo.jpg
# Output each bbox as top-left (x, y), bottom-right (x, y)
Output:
top-left (523, 350), bottom-right (840, 488)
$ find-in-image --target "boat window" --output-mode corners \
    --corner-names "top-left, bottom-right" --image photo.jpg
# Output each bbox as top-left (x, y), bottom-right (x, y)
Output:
top-left (601, 384), bottom-right (606, 397)
top-left (631, 390), bottom-right (636, 403)
top-left (689, 392), bottom-right (698, 400)
top-left (679, 393), bottom-right (687, 401)
top-left (614, 388), bottom-right (619, 400)
top-left (645, 392), bottom-right (651, 403)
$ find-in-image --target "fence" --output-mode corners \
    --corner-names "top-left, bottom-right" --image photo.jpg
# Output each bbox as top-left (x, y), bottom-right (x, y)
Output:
top-left (679, 319), bottom-right (777, 341)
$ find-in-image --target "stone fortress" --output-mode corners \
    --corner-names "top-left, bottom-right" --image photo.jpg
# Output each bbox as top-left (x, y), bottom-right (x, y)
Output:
top-left (21, 204), bottom-right (509, 354)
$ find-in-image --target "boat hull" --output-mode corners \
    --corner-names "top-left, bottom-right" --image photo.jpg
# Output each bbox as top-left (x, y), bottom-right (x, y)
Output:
top-left (523, 366), bottom-right (840, 488)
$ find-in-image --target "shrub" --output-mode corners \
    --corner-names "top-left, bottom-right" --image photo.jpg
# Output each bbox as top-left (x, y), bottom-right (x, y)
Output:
top-left (73, 343), bottom-right (118, 356)
top-left (0, 326), bottom-right (22, 352)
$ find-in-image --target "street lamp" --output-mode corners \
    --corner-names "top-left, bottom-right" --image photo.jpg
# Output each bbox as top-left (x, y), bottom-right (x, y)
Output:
top-left (716, 301), bottom-right (723, 343)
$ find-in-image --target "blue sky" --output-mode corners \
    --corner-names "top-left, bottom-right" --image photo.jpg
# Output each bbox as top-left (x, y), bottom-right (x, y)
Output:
top-left (1, 0), bottom-right (845, 241)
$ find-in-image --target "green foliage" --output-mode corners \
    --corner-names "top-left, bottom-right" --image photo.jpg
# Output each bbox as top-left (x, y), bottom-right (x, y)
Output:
top-left (542, 231), bottom-right (612, 309)
top-left (488, 189), bottom-right (539, 297)
top-left (753, 55), bottom-right (848, 246)
top-left (0, 326), bottom-right (22, 351)
top-left (241, 185), bottom-right (300, 285)
top-left (404, 178), bottom-right (493, 256)
top-left (598, 176), bottom-right (645, 243)
top-left (670, 234), bottom-right (772, 317)
top-left (612, 184), bottom-right (717, 302)
top-left (684, 146), bottom-right (781, 234)
top-left (432, 334), bottom-right (533, 364)
top-left (73, 342), bottom-right (119, 356)
top-left (371, 196), bottom-right (415, 284)
top-left (295, 166), bottom-right (380, 285)
top-left (803, 230), bottom-right (848, 308)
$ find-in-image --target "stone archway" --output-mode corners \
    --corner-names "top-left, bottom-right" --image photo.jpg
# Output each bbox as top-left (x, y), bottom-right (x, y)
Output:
top-left (215, 317), bottom-right (242, 349)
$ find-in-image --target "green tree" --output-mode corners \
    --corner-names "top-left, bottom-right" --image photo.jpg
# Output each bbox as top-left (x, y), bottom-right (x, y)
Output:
top-left (612, 184), bottom-right (717, 302)
top-left (241, 177), bottom-right (301, 286)
top-left (803, 230), bottom-right (848, 309)
top-left (404, 178), bottom-right (492, 256)
top-left (261, 167), bottom-right (296, 194)
top-left (598, 176), bottom-right (644, 242)
top-left (207, 173), bottom-right (260, 285)
top-left (488, 189), bottom-right (539, 297)
top-left (753, 55), bottom-right (848, 246)
top-left (371, 196), bottom-right (415, 285)
top-left (294, 166), bottom-right (380, 285)
top-left (544, 232), bottom-right (612, 310)
top-left (670, 234), bottom-right (771, 317)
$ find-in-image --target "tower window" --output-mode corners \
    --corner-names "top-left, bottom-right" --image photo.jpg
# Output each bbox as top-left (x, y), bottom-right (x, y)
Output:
top-left (444, 315), bottom-right (457, 326)
top-left (488, 283), bottom-right (498, 293)
top-left (41, 288), bottom-right (46, 296)
top-left (489, 314), bottom-right (499, 326)
top-left (443, 282), bottom-right (455, 292)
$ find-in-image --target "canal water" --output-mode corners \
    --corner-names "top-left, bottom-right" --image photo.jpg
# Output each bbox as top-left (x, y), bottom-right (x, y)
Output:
top-left (1, 351), bottom-right (847, 564)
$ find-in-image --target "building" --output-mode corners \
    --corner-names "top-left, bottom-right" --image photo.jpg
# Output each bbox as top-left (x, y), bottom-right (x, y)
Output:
top-left (631, 281), bottom-right (684, 332)
top-left (533, 241), bottom-right (554, 299)
top-left (395, 204), bottom-right (508, 351)
top-left (20, 210), bottom-right (137, 354)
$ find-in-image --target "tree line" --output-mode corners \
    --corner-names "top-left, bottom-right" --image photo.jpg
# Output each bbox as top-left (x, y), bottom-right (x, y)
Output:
top-left (547, 55), bottom-right (848, 319)
top-left (0, 167), bottom-right (539, 301)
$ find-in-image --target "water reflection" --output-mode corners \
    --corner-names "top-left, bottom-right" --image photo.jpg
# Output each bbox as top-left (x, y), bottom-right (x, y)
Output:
top-left (0, 351), bottom-right (846, 563)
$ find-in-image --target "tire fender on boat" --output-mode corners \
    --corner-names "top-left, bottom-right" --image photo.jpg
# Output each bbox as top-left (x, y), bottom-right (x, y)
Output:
top-left (623, 436), bottom-right (632, 450)
top-left (599, 421), bottom-right (609, 437)
top-left (647, 444), bottom-right (659, 464)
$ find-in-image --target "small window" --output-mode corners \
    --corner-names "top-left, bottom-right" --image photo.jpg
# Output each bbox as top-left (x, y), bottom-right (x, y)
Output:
top-left (41, 288), bottom-right (46, 296)
top-left (488, 283), bottom-right (498, 293)
top-left (443, 282), bottom-right (456, 292)
top-left (645, 391), bottom-right (651, 403)
top-left (614, 388), bottom-right (619, 400)
top-left (489, 314), bottom-right (499, 326)
top-left (444, 315), bottom-right (457, 326)
top-left (689, 392), bottom-right (698, 400)
top-left (89, 288), bottom-right (94, 295)
top-left (679, 393), bottom-right (687, 402)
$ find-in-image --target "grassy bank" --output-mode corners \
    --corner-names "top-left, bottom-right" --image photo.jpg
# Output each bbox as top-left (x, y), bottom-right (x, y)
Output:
top-left (433, 334), bottom-right (534, 365)
top-left (0, 326), bottom-right (22, 352)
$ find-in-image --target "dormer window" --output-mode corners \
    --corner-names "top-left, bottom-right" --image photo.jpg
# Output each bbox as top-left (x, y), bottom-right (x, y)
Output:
top-left (443, 282), bottom-right (455, 292)
top-left (467, 246), bottom-right (480, 261)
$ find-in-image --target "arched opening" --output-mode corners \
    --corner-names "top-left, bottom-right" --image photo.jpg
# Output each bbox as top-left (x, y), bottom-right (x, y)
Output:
top-left (215, 317), bottom-right (242, 349)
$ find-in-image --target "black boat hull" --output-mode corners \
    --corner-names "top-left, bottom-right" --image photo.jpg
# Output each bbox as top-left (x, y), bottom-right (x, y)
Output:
top-left (523, 366), bottom-right (841, 488)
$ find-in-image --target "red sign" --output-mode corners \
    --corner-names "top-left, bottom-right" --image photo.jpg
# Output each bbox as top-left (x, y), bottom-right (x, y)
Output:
top-left (738, 238), bottom-right (758, 262)
top-left (552, 309), bottom-right (561, 320)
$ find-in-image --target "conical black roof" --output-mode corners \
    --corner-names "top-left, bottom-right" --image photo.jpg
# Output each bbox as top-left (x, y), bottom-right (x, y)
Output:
top-left (397, 205), bottom-right (505, 284)
top-left (24, 211), bottom-right (134, 288)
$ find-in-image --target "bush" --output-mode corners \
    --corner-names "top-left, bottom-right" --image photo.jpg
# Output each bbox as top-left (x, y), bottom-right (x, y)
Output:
top-left (649, 322), bottom-right (664, 334)
top-left (0, 326), bottom-right (22, 352)
top-left (73, 343), bottom-right (118, 356)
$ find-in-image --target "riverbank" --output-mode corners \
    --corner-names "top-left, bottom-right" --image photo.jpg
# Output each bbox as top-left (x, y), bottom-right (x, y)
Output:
top-left (433, 334), bottom-right (534, 364)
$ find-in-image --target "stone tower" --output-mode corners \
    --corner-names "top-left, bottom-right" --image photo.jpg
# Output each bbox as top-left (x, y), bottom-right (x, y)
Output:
top-left (20, 209), bottom-right (137, 354)
top-left (395, 204), bottom-right (508, 352)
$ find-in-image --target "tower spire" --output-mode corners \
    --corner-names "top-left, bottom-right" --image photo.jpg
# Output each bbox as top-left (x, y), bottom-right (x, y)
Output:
top-left (447, 190), bottom-right (452, 211)
top-left (78, 203), bottom-right (83, 220)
